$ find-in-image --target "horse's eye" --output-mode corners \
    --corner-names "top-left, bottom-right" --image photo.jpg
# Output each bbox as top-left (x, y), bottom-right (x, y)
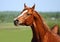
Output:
top-left (27, 14), bottom-right (30, 15)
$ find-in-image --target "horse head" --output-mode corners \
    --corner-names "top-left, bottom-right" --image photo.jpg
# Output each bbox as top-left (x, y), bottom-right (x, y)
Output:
top-left (14, 4), bottom-right (36, 26)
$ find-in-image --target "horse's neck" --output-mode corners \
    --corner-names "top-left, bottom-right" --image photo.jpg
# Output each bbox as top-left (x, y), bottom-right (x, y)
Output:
top-left (31, 22), bottom-right (41, 42)
top-left (31, 23), bottom-right (39, 39)
top-left (32, 11), bottom-right (50, 39)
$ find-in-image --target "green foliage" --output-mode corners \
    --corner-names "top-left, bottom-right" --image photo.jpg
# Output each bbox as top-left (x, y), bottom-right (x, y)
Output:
top-left (0, 11), bottom-right (60, 23)
top-left (0, 11), bottom-right (19, 23)
top-left (40, 12), bottom-right (60, 18)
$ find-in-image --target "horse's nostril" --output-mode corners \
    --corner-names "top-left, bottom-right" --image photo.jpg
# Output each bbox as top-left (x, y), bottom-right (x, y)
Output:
top-left (14, 20), bottom-right (17, 22)
top-left (14, 20), bottom-right (19, 25)
top-left (16, 20), bottom-right (19, 22)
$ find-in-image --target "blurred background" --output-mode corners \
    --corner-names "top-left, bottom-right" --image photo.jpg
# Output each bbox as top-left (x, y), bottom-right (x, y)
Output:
top-left (0, 0), bottom-right (60, 42)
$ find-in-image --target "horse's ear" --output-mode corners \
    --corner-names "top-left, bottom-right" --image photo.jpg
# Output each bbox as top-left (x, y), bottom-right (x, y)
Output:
top-left (32, 4), bottom-right (35, 9)
top-left (24, 3), bottom-right (28, 9)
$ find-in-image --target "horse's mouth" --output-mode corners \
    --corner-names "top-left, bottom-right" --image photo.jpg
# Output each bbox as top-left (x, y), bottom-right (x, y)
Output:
top-left (14, 20), bottom-right (19, 26)
top-left (14, 20), bottom-right (29, 26)
top-left (14, 21), bottom-right (18, 26)
top-left (14, 21), bottom-right (25, 26)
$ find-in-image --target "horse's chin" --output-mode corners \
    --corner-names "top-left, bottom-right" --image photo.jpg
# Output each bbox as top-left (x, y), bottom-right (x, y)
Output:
top-left (19, 23), bottom-right (25, 26)
top-left (19, 23), bottom-right (30, 26)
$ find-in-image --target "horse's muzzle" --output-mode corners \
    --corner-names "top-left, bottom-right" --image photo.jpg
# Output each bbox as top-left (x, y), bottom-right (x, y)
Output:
top-left (14, 20), bottom-right (19, 26)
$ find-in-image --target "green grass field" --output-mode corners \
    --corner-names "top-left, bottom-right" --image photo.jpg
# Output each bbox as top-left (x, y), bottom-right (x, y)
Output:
top-left (0, 23), bottom-right (32, 42)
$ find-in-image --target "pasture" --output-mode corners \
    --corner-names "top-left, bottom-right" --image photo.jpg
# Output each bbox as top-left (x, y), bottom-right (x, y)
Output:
top-left (0, 11), bottom-right (60, 42)
top-left (0, 23), bottom-right (32, 42)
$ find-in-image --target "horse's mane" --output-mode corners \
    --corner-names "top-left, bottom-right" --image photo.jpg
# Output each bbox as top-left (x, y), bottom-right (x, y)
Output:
top-left (34, 11), bottom-right (50, 31)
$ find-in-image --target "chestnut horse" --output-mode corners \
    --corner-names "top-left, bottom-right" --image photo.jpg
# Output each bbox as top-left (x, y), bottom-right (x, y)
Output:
top-left (14, 4), bottom-right (60, 42)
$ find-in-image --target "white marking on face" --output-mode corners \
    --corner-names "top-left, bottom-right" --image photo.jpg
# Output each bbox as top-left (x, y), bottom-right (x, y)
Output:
top-left (14, 10), bottom-right (28, 20)
top-left (18, 10), bottom-right (28, 18)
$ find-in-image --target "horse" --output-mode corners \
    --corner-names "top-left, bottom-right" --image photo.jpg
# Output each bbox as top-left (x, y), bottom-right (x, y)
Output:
top-left (14, 4), bottom-right (60, 42)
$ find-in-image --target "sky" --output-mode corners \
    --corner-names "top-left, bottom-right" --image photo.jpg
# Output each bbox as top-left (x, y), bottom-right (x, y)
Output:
top-left (0, 0), bottom-right (60, 12)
